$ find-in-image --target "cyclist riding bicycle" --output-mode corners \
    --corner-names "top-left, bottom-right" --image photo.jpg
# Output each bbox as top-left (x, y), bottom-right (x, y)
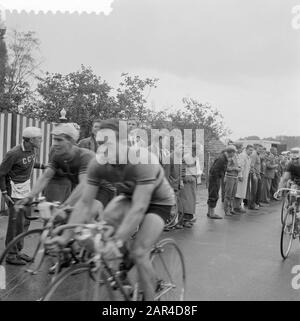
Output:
top-left (278, 148), bottom-right (300, 193)
top-left (277, 148), bottom-right (300, 216)
top-left (16, 123), bottom-right (113, 219)
top-left (47, 118), bottom-right (176, 301)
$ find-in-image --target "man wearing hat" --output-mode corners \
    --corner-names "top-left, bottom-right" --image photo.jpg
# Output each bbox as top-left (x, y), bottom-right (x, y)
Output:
top-left (0, 127), bottom-right (44, 265)
top-left (17, 123), bottom-right (112, 224)
top-left (207, 145), bottom-right (238, 219)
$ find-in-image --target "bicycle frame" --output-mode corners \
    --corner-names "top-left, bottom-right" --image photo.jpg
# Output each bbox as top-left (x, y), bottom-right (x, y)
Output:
top-left (48, 222), bottom-right (180, 301)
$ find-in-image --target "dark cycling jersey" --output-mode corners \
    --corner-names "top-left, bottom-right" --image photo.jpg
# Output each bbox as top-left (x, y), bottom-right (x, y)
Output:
top-left (48, 146), bottom-right (94, 188)
top-left (286, 161), bottom-right (300, 184)
top-left (87, 150), bottom-right (175, 206)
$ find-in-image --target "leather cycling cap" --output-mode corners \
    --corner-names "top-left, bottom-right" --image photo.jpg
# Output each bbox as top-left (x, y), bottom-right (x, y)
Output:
top-left (22, 127), bottom-right (42, 138)
top-left (51, 123), bottom-right (79, 142)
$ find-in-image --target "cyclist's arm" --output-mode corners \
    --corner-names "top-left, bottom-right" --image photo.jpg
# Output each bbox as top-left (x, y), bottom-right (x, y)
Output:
top-left (278, 171), bottom-right (291, 191)
top-left (67, 182), bottom-right (99, 225)
top-left (28, 167), bottom-right (55, 199)
top-left (114, 183), bottom-right (155, 243)
top-left (63, 173), bottom-right (87, 207)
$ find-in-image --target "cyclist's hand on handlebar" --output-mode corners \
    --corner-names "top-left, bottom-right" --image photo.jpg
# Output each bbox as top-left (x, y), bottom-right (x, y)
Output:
top-left (274, 191), bottom-right (282, 200)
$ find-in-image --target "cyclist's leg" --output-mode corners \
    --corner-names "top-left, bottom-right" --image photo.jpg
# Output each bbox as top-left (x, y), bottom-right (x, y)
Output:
top-left (131, 213), bottom-right (165, 301)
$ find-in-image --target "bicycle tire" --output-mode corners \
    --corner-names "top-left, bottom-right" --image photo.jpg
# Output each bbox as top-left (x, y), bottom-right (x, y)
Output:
top-left (280, 208), bottom-right (295, 260)
top-left (0, 228), bottom-right (52, 301)
top-left (150, 238), bottom-right (186, 301)
top-left (41, 263), bottom-right (116, 301)
top-left (281, 195), bottom-right (289, 225)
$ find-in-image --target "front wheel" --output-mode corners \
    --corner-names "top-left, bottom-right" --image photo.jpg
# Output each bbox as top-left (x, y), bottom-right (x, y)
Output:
top-left (281, 194), bottom-right (289, 225)
top-left (0, 228), bottom-right (53, 301)
top-left (150, 238), bottom-right (186, 300)
top-left (280, 208), bottom-right (295, 260)
top-left (40, 263), bottom-right (116, 301)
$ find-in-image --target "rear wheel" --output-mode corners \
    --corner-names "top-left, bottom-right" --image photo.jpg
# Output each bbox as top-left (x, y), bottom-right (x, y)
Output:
top-left (150, 238), bottom-right (185, 301)
top-left (0, 228), bottom-right (54, 301)
top-left (280, 208), bottom-right (295, 260)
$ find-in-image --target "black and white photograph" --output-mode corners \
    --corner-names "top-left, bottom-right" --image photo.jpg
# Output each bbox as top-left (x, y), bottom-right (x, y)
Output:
top-left (0, 0), bottom-right (299, 303)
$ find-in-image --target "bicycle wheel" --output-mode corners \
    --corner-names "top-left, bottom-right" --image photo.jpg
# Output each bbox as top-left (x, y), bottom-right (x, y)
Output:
top-left (41, 263), bottom-right (116, 301)
top-left (280, 208), bottom-right (295, 260)
top-left (150, 238), bottom-right (185, 301)
top-left (0, 228), bottom-right (53, 301)
top-left (281, 195), bottom-right (289, 225)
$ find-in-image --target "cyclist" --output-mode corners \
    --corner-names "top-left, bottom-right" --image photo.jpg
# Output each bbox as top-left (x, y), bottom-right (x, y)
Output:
top-left (16, 123), bottom-right (110, 221)
top-left (48, 118), bottom-right (176, 301)
top-left (278, 147), bottom-right (300, 194)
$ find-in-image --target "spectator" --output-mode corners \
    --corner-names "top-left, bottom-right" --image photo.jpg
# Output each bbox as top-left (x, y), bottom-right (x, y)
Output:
top-left (78, 119), bottom-right (102, 153)
top-left (0, 127), bottom-right (44, 265)
top-left (166, 139), bottom-right (184, 230)
top-left (260, 150), bottom-right (270, 204)
top-left (255, 145), bottom-right (264, 207)
top-left (247, 144), bottom-right (262, 210)
top-left (149, 132), bottom-right (170, 178)
top-left (233, 145), bottom-right (253, 213)
top-left (207, 145), bottom-right (237, 219)
top-left (180, 143), bottom-right (200, 227)
top-left (270, 147), bottom-right (280, 200)
top-left (224, 149), bottom-right (241, 216)
top-left (264, 149), bottom-right (278, 202)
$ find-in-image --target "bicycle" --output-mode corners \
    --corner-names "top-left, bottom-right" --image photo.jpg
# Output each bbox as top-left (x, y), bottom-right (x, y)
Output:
top-left (0, 198), bottom-right (80, 301)
top-left (275, 187), bottom-right (300, 260)
top-left (280, 181), bottom-right (294, 225)
top-left (40, 221), bottom-right (186, 301)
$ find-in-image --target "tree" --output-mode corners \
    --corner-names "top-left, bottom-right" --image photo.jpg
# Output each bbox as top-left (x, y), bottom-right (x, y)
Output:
top-left (22, 65), bottom-right (119, 137)
top-left (116, 73), bottom-right (159, 123)
top-left (0, 28), bottom-right (7, 97)
top-left (169, 98), bottom-right (230, 142)
top-left (0, 29), bottom-right (42, 112)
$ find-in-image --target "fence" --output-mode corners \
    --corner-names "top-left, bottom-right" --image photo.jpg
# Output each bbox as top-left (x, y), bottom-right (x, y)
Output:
top-left (0, 112), bottom-right (54, 212)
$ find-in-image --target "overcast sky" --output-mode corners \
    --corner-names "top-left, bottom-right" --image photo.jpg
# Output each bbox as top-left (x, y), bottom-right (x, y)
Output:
top-left (4, 0), bottom-right (300, 139)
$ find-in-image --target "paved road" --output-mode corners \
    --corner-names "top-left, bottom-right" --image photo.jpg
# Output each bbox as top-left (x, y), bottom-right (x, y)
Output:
top-left (1, 186), bottom-right (300, 300)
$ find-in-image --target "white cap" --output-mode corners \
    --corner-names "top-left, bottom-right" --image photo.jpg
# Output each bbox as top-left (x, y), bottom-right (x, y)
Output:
top-left (291, 147), bottom-right (300, 159)
top-left (51, 123), bottom-right (79, 142)
top-left (22, 127), bottom-right (42, 138)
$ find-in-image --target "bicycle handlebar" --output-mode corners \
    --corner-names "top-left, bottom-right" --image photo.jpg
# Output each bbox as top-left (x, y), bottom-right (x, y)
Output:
top-left (274, 188), bottom-right (300, 200)
top-left (51, 222), bottom-right (115, 239)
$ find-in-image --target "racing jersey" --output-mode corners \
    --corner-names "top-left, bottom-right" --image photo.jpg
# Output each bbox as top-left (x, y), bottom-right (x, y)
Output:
top-left (87, 149), bottom-right (175, 206)
top-left (286, 161), bottom-right (300, 184)
top-left (47, 146), bottom-right (94, 188)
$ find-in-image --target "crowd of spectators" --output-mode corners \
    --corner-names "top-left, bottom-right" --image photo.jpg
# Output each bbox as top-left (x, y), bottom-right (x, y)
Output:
top-left (207, 143), bottom-right (289, 219)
